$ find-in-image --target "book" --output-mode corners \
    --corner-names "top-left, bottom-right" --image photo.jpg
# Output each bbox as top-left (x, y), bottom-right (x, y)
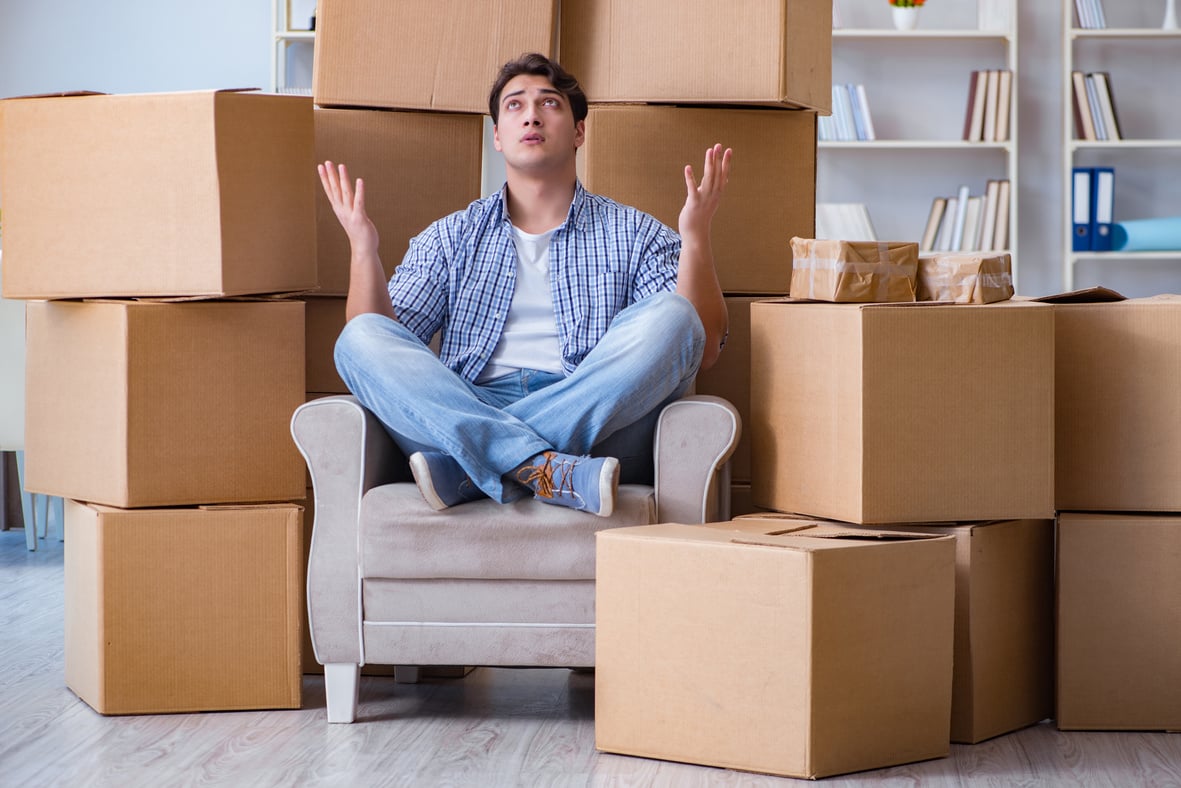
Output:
top-left (848, 84), bottom-right (868, 141)
top-left (936, 197), bottom-right (959, 252)
top-left (1073, 0), bottom-right (1093, 28)
top-left (950, 184), bottom-right (971, 251)
top-left (1091, 0), bottom-right (1108, 29)
top-left (1071, 71), bottom-right (1097, 141)
top-left (980, 180), bottom-right (1001, 252)
top-left (1090, 167), bottom-right (1115, 251)
top-left (1091, 72), bottom-right (1122, 141)
top-left (1085, 74), bottom-right (1107, 140)
top-left (854, 84), bottom-right (876, 141)
top-left (962, 195), bottom-right (984, 252)
top-left (964, 71), bottom-right (988, 142)
top-left (995, 70), bottom-right (1013, 142)
top-left (993, 180), bottom-right (1011, 251)
top-left (982, 70), bottom-right (1000, 143)
top-left (816, 203), bottom-right (878, 241)
top-left (833, 0), bottom-right (843, 29)
top-left (921, 197), bottom-right (947, 252)
top-left (834, 84), bottom-right (857, 141)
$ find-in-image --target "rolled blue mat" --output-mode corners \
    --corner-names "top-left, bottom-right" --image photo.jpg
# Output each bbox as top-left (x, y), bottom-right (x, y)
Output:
top-left (1112, 217), bottom-right (1181, 252)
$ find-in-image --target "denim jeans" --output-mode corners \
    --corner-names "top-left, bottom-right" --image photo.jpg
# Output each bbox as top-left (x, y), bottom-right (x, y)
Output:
top-left (333, 291), bottom-right (705, 502)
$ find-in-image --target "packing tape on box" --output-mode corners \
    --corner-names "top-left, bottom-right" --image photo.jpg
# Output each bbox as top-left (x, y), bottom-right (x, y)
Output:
top-left (922, 270), bottom-right (1013, 300)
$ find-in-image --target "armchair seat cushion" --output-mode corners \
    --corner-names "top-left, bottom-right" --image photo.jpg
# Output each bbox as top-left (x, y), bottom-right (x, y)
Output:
top-left (359, 483), bottom-right (656, 581)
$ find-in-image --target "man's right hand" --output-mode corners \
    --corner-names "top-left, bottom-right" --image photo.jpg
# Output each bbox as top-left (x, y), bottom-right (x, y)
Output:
top-left (318, 160), bottom-right (379, 257)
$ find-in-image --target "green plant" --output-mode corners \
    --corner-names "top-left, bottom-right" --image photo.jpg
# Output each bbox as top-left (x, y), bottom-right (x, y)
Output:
top-left (889, 0), bottom-right (926, 6)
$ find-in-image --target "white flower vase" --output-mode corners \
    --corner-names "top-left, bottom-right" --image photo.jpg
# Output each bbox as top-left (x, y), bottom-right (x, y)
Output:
top-left (892, 6), bottom-right (920, 31)
top-left (1164, 0), bottom-right (1178, 30)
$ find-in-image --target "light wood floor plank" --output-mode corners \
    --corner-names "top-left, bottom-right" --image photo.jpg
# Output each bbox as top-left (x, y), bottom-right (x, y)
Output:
top-left (4, 529), bottom-right (1181, 787)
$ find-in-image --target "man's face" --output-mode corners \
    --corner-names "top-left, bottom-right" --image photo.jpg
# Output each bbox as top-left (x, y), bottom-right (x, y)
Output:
top-left (492, 74), bottom-right (585, 175)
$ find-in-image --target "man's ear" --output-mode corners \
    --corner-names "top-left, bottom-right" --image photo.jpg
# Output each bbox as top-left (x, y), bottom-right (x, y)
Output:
top-left (492, 123), bottom-right (503, 153)
top-left (574, 119), bottom-right (586, 150)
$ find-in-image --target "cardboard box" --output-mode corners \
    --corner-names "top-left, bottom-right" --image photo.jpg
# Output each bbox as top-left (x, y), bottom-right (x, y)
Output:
top-left (1049, 295), bottom-right (1181, 511)
top-left (304, 297), bottom-right (348, 393)
top-left (790, 238), bottom-right (918, 303)
top-left (561, 0), bottom-right (830, 111)
top-left (313, 0), bottom-right (557, 113)
top-left (846, 517), bottom-right (1055, 743)
top-left (693, 296), bottom-right (759, 482)
top-left (917, 252), bottom-right (1014, 304)
top-left (314, 108), bottom-right (483, 295)
top-left (750, 299), bottom-right (1055, 523)
top-left (595, 519), bottom-right (955, 779)
top-left (581, 105), bottom-right (815, 294)
top-left (64, 500), bottom-right (303, 715)
top-left (1057, 513), bottom-right (1181, 731)
top-left (0, 90), bottom-right (316, 299)
top-left (25, 299), bottom-right (306, 508)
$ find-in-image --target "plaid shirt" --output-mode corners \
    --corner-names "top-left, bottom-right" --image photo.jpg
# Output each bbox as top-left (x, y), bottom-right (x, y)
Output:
top-left (388, 182), bottom-right (681, 383)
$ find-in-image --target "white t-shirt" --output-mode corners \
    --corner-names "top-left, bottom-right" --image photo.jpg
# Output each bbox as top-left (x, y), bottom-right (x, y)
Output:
top-left (477, 225), bottom-right (564, 382)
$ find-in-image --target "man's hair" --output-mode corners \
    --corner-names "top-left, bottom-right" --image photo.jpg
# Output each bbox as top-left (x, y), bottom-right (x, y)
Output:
top-left (488, 53), bottom-right (588, 125)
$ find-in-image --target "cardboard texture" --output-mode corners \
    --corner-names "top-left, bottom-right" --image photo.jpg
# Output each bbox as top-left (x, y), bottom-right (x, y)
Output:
top-left (561, 0), bottom-right (831, 111)
top-left (857, 518), bottom-right (1055, 743)
top-left (790, 238), bottom-right (918, 303)
top-left (304, 297), bottom-right (348, 393)
top-left (314, 108), bottom-right (483, 295)
top-left (595, 519), bottom-right (955, 779)
top-left (25, 299), bottom-right (306, 508)
top-left (581, 105), bottom-right (815, 294)
top-left (0, 90), bottom-right (316, 299)
top-left (1050, 295), bottom-right (1181, 511)
top-left (749, 299), bottom-right (1055, 523)
top-left (64, 500), bottom-right (303, 715)
top-left (693, 296), bottom-right (760, 482)
top-left (313, 0), bottom-right (557, 112)
top-left (917, 252), bottom-right (1014, 304)
top-left (1057, 513), bottom-right (1181, 731)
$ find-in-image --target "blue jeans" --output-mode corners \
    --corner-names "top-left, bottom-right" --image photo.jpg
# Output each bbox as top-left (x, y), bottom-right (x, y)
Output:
top-left (333, 292), bottom-right (705, 502)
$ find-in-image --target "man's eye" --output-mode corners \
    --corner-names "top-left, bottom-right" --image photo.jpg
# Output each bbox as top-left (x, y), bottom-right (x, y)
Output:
top-left (506, 99), bottom-right (520, 110)
top-left (544, 98), bottom-right (559, 107)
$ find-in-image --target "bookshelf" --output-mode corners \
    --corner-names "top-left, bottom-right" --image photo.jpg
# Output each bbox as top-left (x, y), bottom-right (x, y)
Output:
top-left (823, 0), bottom-right (1020, 285)
top-left (271, 0), bottom-right (316, 94)
top-left (1062, 0), bottom-right (1181, 291)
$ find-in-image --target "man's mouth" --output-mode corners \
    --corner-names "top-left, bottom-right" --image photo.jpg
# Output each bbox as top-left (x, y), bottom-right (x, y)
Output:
top-left (521, 133), bottom-right (544, 143)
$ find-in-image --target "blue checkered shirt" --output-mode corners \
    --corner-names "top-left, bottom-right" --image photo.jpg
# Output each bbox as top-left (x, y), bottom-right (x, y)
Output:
top-left (388, 182), bottom-right (681, 383)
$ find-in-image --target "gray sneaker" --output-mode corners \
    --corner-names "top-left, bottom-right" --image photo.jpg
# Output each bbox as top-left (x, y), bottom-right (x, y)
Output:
top-left (409, 451), bottom-right (487, 511)
top-left (514, 451), bottom-right (620, 517)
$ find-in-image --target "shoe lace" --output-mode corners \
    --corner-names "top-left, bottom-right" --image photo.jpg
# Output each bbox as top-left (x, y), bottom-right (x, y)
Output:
top-left (516, 451), bottom-right (576, 500)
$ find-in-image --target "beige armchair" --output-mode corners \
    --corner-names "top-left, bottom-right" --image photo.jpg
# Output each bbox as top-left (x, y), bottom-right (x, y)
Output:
top-left (291, 393), bottom-right (740, 723)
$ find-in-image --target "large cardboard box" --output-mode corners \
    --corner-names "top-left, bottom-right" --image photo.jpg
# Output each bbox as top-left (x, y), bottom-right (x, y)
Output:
top-left (581, 105), bottom-right (815, 294)
top-left (25, 299), bottom-right (306, 508)
top-left (0, 90), bottom-right (316, 299)
top-left (314, 108), bottom-right (483, 295)
top-left (561, 0), bottom-right (831, 111)
top-left (1050, 295), bottom-right (1181, 511)
top-left (313, 0), bottom-right (557, 113)
top-left (693, 296), bottom-right (759, 482)
top-left (750, 299), bottom-right (1055, 523)
top-left (304, 297), bottom-right (348, 393)
top-left (64, 500), bottom-right (303, 715)
top-left (596, 519), bottom-right (955, 779)
top-left (1057, 513), bottom-right (1181, 731)
top-left (849, 517), bottom-right (1055, 743)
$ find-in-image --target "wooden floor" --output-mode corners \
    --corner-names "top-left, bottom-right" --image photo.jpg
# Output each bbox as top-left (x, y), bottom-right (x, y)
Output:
top-left (3, 528), bottom-right (1180, 787)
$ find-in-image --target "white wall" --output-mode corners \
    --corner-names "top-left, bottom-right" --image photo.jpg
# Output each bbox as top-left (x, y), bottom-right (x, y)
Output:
top-left (1, 1), bottom-right (1177, 298)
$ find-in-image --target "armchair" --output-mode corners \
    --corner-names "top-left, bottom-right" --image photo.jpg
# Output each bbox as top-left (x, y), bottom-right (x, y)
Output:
top-left (291, 393), bottom-right (740, 723)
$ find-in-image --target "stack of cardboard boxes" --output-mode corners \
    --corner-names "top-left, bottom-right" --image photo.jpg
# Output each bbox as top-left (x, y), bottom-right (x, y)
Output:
top-left (1044, 289), bottom-right (1181, 732)
top-left (0, 89), bottom-right (315, 714)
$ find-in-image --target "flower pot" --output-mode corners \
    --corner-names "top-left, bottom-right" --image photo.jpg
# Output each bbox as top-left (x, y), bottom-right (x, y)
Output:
top-left (892, 6), bottom-right (920, 30)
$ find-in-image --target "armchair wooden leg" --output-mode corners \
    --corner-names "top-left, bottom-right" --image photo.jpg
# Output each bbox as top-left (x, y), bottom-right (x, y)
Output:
top-left (324, 663), bottom-right (360, 723)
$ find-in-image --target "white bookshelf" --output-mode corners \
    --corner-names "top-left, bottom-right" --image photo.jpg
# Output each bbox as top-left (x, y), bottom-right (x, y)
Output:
top-left (1061, 0), bottom-right (1181, 291)
top-left (824, 1), bottom-right (1020, 285)
top-left (271, 0), bottom-right (316, 94)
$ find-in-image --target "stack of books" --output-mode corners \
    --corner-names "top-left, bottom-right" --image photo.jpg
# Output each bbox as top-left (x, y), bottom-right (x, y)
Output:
top-left (1074, 0), bottom-right (1108, 29)
top-left (816, 203), bottom-right (878, 242)
top-left (1071, 71), bottom-right (1122, 141)
top-left (818, 84), bottom-right (875, 142)
top-left (920, 181), bottom-right (1011, 253)
top-left (963, 70), bottom-right (1013, 142)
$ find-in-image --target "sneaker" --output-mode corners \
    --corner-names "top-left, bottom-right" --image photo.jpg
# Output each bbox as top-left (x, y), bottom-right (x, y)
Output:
top-left (514, 451), bottom-right (620, 518)
top-left (409, 451), bottom-right (486, 511)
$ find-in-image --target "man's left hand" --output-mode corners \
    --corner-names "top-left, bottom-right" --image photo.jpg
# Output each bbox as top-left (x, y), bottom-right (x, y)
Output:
top-left (678, 143), bottom-right (733, 242)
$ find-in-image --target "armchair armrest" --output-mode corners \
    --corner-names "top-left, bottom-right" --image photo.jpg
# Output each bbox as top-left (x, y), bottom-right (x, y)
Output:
top-left (290, 395), bottom-right (409, 665)
top-left (653, 395), bottom-right (741, 525)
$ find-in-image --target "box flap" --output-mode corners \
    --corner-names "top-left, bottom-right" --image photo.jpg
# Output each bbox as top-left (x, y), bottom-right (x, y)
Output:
top-left (1034, 286), bottom-right (1126, 304)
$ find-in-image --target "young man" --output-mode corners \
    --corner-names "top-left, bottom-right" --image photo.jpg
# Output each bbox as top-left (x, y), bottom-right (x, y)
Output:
top-left (319, 53), bottom-right (731, 518)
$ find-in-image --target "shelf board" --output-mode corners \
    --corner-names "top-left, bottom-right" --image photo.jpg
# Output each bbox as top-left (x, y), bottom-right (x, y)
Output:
top-left (1070, 140), bottom-right (1181, 151)
top-left (1071, 28), bottom-right (1181, 39)
top-left (1071, 251), bottom-right (1181, 261)
top-left (276, 30), bottom-right (315, 41)
top-left (819, 140), bottom-right (1012, 150)
top-left (834, 29), bottom-right (1010, 39)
